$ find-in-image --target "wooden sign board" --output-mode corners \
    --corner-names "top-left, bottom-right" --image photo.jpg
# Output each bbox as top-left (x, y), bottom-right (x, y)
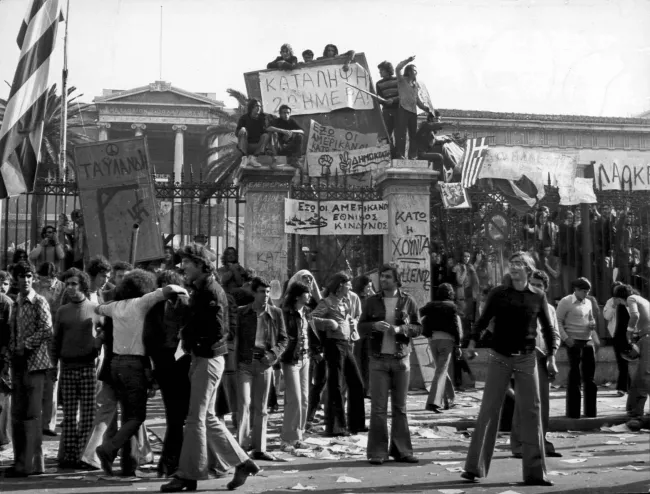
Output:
top-left (73, 137), bottom-right (164, 262)
top-left (244, 53), bottom-right (389, 154)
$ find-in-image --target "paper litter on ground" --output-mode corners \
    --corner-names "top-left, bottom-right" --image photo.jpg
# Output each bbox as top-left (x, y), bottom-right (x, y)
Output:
top-left (561, 458), bottom-right (588, 463)
top-left (283, 470), bottom-right (299, 473)
top-left (600, 424), bottom-right (632, 433)
top-left (446, 466), bottom-right (464, 472)
top-left (290, 483), bottom-right (317, 491)
top-left (438, 489), bottom-right (465, 494)
top-left (336, 476), bottom-right (362, 483)
top-left (433, 461), bottom-right (461, 465)
top-left (618, 465), bottom-right (647, 471)
top-left (548, 471), bottom-right (570, 476)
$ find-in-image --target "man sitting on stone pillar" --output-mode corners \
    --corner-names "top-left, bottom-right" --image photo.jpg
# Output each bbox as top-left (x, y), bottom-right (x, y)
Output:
top-left (236, 99), bottom-right (271, 167)
top-left (266, 105), bottom-right (304, 164)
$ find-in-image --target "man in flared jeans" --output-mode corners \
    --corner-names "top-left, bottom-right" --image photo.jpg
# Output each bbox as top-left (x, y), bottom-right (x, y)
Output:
top-left (464, 351), bottom-right (546, 479)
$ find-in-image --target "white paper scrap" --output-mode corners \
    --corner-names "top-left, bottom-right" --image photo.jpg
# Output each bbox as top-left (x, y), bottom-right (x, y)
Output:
top-left (336, 476), bottom-right (362, 483)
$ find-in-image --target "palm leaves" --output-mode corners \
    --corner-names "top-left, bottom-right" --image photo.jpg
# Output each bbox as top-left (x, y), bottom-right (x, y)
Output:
top-left (203, 88), bottom-right (248, 185)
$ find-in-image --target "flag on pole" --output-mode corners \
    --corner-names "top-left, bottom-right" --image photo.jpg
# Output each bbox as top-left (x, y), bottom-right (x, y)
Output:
top-left (0, 0), bottom-right (63, 198)
top-left (460, 137), bottom-right (489, 189)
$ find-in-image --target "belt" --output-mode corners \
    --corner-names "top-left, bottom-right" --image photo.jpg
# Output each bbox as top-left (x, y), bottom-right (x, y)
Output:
top-left (113, 354), bottom-right (145, 359)
top-left (252, 348), bottom-right (266, 359)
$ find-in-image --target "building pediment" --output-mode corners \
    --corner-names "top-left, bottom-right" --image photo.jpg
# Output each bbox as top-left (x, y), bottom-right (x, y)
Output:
top-left (94, 81), bottom-right (224, 108)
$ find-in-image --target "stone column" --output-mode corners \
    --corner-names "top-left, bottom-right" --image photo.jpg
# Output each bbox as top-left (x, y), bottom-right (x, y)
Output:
top-left (172, 124), bottom-right (187, 183)
top-left (97, 122), bottom-right (111, 141)
top-left (131, 123), bottom-right (147, 137)
top-left (238, 167), bottom-right (296, 286)
top-left (377, 167), bottom-right (437, 390)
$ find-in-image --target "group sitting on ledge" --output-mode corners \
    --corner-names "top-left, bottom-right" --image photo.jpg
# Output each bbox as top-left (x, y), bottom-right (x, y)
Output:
top-left (236, 99), bottom-right (305, 168)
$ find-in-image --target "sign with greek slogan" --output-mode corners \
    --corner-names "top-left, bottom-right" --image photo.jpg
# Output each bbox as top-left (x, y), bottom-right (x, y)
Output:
top-left (307, 144), bottom-right (391, 178)
top-left (259, 63), bottom-right (375, 115)
top-left (284, 199), bottom-right (388, 235)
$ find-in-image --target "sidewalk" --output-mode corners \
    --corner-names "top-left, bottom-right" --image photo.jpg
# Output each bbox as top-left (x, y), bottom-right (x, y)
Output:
top-left (405, 383), bottom-right (633, 432)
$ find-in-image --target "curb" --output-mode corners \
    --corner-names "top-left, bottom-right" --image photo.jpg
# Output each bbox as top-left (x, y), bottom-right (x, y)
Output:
top-left (415, 414), bottom-right (630, 432)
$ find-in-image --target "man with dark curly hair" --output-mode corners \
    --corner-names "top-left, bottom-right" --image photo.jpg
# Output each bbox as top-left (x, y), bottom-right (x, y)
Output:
top-left (94, 269), bottom-right (187, 477)
top-left (162, 245), bottom-right (258, 492)
top-left (86, 256), bottom-right (112, 304)
top-left (53, 268), bottom-right (103, 468)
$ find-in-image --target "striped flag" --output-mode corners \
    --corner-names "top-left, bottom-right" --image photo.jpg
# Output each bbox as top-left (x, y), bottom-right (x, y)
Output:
top-left (0, 0), bottom-right (63, 198)
top-left (460, 137), bottom-right (489, 189)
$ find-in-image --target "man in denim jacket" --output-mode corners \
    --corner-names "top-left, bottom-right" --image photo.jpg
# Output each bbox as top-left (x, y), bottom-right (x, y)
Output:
top-left (358, 264), bottom-right (422, 465)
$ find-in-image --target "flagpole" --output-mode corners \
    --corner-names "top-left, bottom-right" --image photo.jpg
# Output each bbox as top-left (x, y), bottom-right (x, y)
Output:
top-left (59, 0), bottom-right (70, 216)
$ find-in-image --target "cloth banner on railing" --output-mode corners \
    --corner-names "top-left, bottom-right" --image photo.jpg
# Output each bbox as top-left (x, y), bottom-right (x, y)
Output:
top-left (559, 177), bottom-right (597, 205)
top-left (595, 161), bottom-right (650, 191)
top-left (306, 119), bottom-right (378, 153)
top-left (284, 198), bottom-right (388, 235)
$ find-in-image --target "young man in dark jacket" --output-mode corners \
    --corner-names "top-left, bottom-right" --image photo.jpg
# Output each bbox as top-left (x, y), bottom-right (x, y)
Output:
top-left (235, 277), bottom-right (287, 461)
top-left (358, 264), bottom-right (422, 465)
top-left (162, 246), bottom-right (258, 492)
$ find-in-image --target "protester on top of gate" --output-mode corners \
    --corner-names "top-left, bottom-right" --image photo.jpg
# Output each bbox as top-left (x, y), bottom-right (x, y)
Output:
top-left (376, 61), bottom-right (399, 147)
top-left (53, 268), bottom-right (102, 468)
top-left (267, 105), bottom-right (305, 160)
top-left (556, 277), bottom-right (600, 419)
top-left (317, 44), bottom-right (356, 71)
top-left (29, 226), bottom-right (65, 269)
top-left (394, 55), bottom-right (430, 160)
top-left (218, 247), bottom-right (247, 293)
top-left (267, 43), bottom-right (298, 70)
top-left (301, 49), bottom-right (314, 63)
top-left (7, 261), bottom-right (55, 478)
top-left (236, 99), bottom-right (271, 165)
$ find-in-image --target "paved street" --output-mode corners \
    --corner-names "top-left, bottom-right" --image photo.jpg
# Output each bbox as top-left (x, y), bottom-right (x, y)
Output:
top-left (1, 384), bottom-right (648, 493)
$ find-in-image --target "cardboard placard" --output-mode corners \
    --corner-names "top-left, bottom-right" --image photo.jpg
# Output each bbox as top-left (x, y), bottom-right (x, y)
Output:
top-left (284, 198), bottom-right (388, 235)
top-left (73, 137), bottom-right (163, 262)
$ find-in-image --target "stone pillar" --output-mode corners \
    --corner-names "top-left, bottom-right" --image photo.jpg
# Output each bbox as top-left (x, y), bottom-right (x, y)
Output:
top-left (172, 124), bottom-right (187, 183)
top-left (377, 167), bottom-right (437, 390)
top-left (131, 123), bottom-right (147, 137)
top-left (97, 122), bottom-right (111, 141)
top-left (238, 166), bottom-right (296, 287)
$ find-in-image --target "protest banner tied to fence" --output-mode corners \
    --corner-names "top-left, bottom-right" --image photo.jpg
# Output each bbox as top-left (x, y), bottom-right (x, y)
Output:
top-left (259, 63), bottom-right (375, 115)
top-left (596, 161), bottom-right (650, 191)
top-left (307, 144), bottom-right (391, 178)
top-left (284, 198), bottom-right (388, 235)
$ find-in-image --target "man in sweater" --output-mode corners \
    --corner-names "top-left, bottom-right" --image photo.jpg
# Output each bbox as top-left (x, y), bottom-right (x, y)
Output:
top-left (556, 277), bottom-right (599, 418)
top-left (376, 61), bottom-right (399, 150)
top-left (53, 268), bottom-right (102, 468)
top-left (7, 261), bottom-right (55, 477)
top-left (394, 55), bottom-right (431, 160)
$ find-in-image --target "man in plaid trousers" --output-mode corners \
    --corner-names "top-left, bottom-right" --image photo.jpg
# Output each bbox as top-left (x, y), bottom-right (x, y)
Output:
top-left (52, 268), bottom-right (103, 468)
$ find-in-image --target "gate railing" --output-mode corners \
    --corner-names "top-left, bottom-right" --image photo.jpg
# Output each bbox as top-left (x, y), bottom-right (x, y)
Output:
top-left (1, 170), bottom-right (243, 269)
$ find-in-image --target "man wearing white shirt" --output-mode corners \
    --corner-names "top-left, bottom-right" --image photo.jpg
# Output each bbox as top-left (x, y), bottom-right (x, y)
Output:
top-left (94, 270), bottom-right (186, 476)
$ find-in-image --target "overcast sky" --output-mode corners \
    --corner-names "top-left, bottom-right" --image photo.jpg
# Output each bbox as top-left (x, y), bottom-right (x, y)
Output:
top-left (0, 0), bottom-right (648, 116)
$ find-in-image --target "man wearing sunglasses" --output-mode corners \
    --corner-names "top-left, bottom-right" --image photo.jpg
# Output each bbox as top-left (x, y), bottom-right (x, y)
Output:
top-left (461, 252), bottom-right (560, 487)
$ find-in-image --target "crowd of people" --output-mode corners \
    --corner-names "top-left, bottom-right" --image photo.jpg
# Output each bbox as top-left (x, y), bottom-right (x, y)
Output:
top-left (0, 230), bottom-right (648, 490)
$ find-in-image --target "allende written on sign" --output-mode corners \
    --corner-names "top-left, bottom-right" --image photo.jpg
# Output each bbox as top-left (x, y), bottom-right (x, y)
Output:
top-left (284, 198), bottom-right (388, 235)
top-left (597, 161), bottom-right (650, 191)
top-left (259, 63), bottom-right (374, 115)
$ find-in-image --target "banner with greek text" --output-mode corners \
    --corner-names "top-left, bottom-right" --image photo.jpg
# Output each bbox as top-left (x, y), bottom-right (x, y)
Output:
top-left (596, 162), bottom-right (650, 191)
top-left (306, 119), bottom-right (378, 153)
top-left (74, 137), bottom-right (163, 262)
top-left (259, 63), bottom-right (375, 115)
top-left (307, 144), bottom-right (391, 178)
top-left (284, 198), bottom-right (388, 235)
